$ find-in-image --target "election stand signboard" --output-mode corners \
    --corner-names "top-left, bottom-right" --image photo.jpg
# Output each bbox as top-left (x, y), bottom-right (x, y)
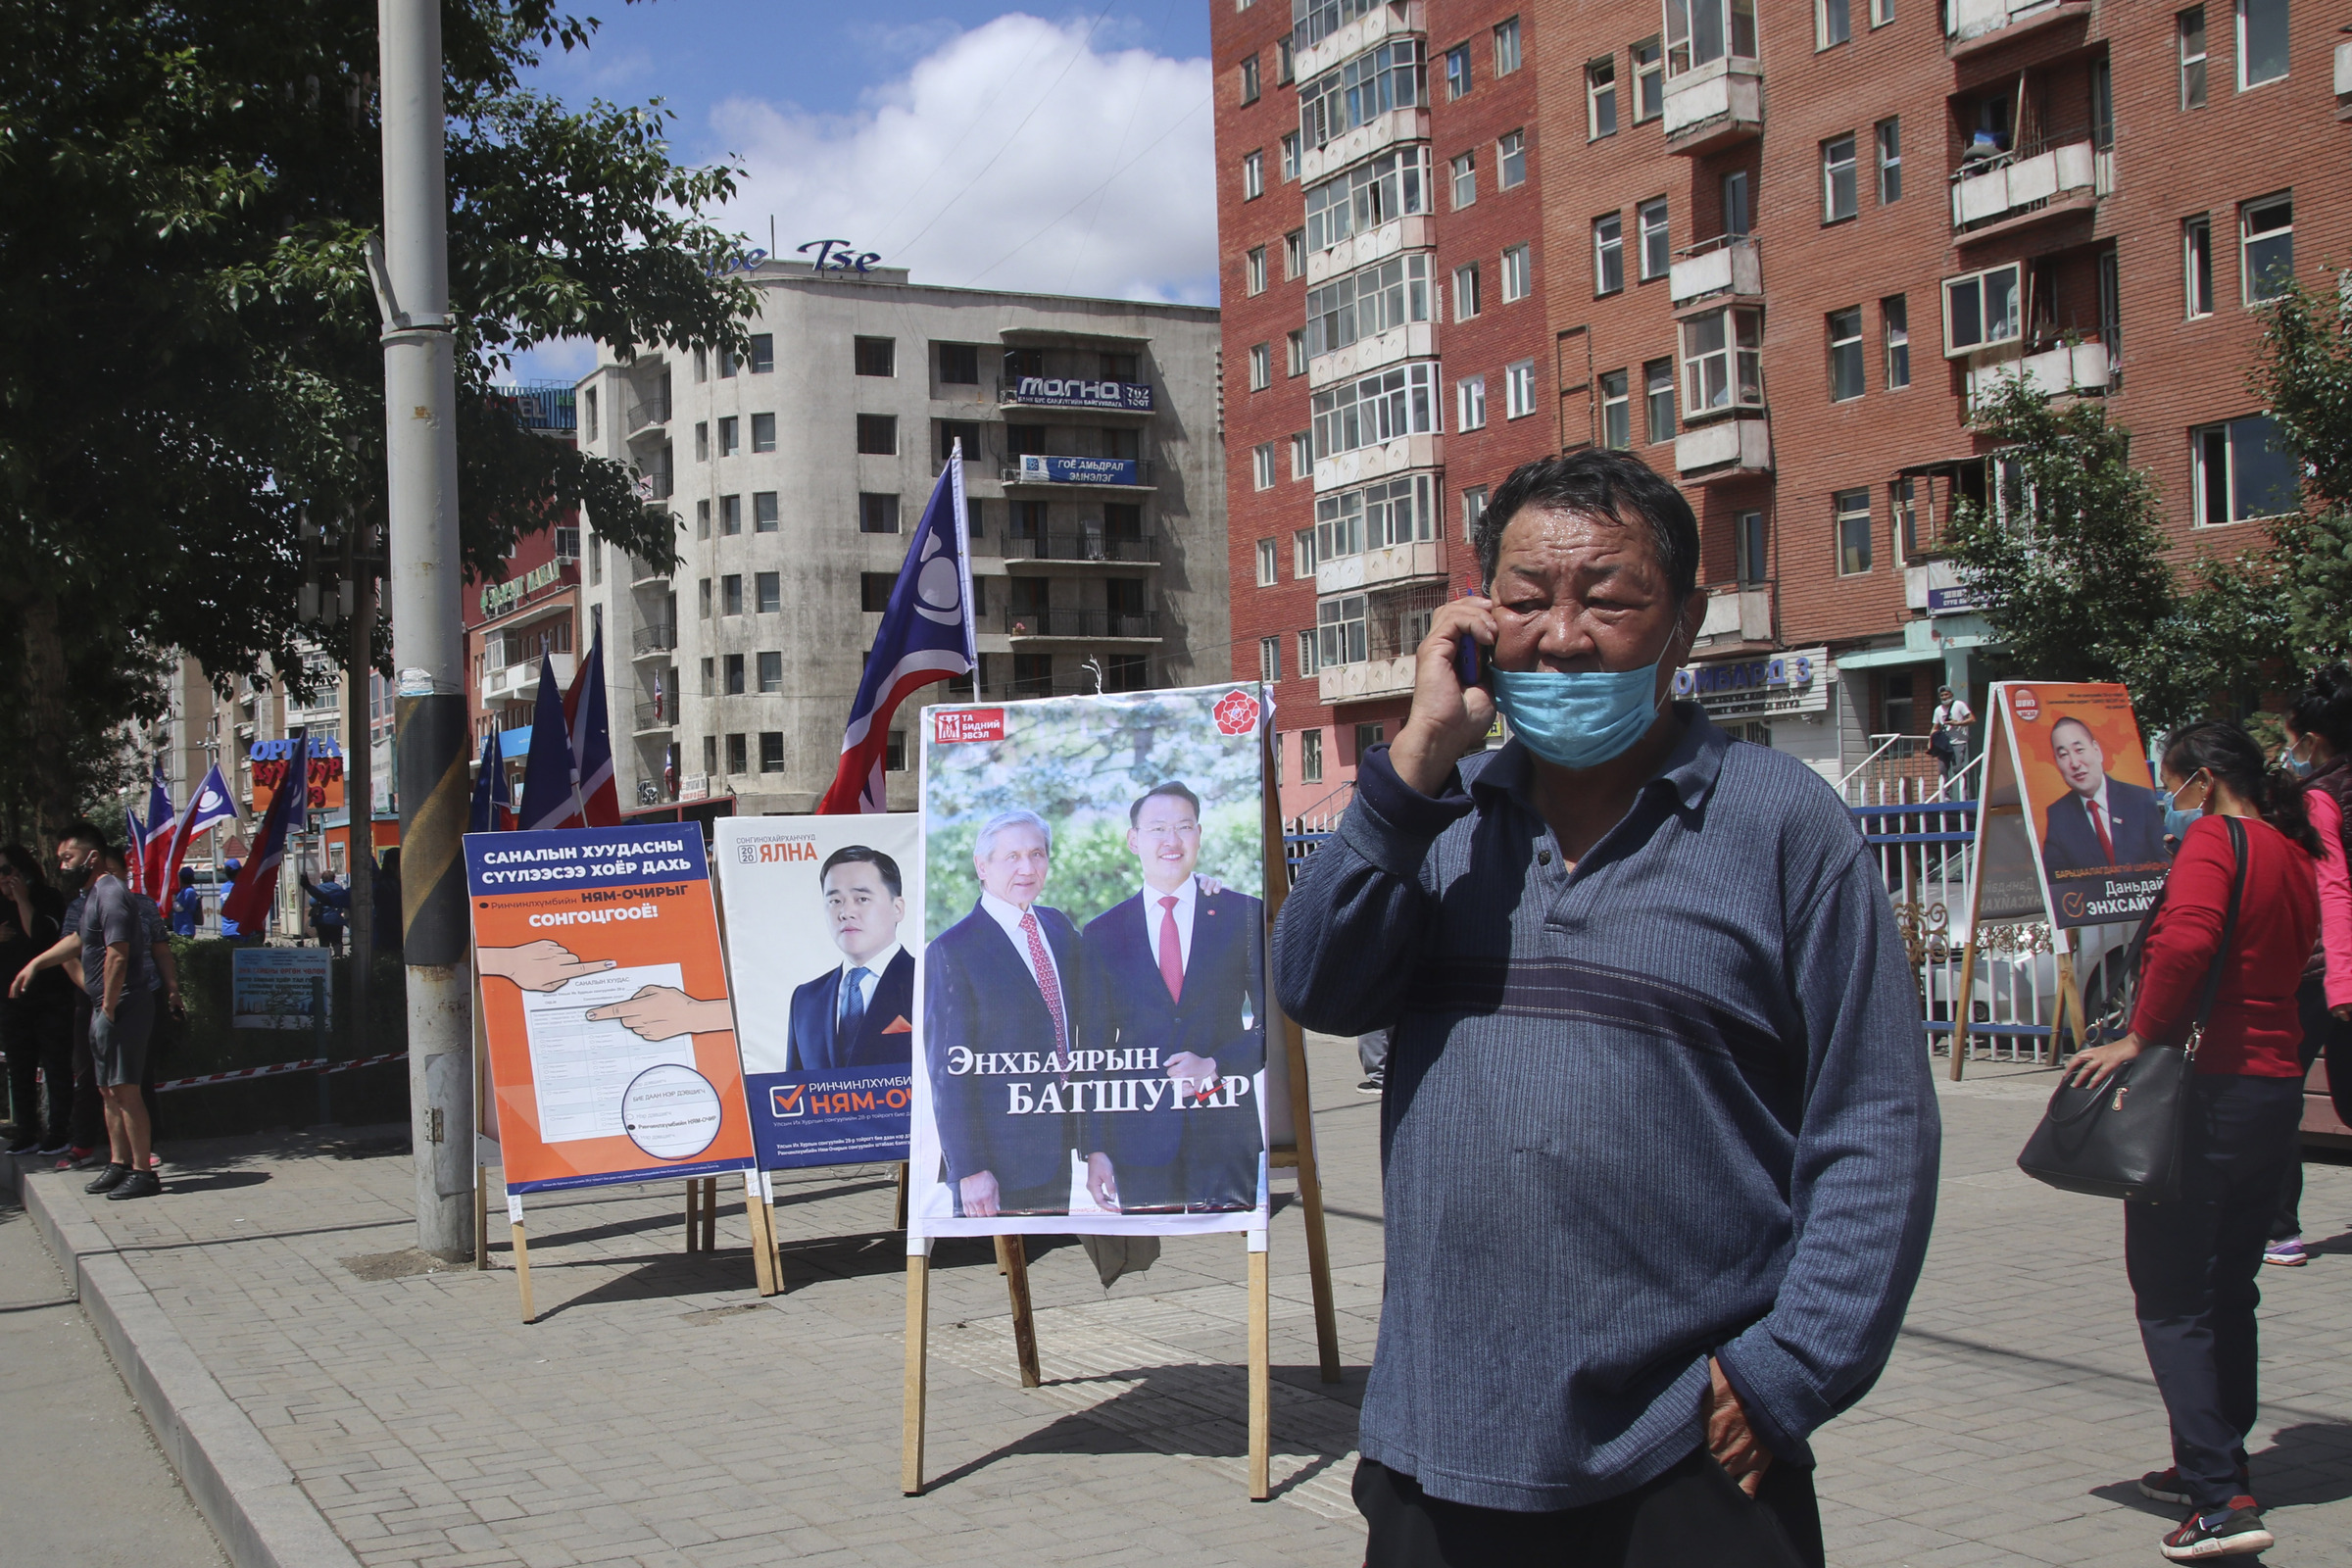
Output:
top-left (465, 823), bottom-right (759, 1317)
top-left (231, 947), bottom-right (333, 1030)
top-left (712, 815), bottom-right (923, 1175)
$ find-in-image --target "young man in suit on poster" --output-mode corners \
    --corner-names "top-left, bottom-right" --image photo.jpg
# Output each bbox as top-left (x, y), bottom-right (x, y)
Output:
top-left (1079, 781), bottom-right (1267, 1213)
top-left (923, 809), bottom-right (1083, 1217)
top-left (785, 846), bottom-right (914, 1071)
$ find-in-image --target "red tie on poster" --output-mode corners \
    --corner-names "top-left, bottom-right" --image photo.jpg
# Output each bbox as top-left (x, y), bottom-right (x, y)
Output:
top-left (1157, 896), bottom-right (1184, 1004)
top-left (2087, 797), bottom-right (2116, 863)
top-left (1018, 909), bottom-right (1068, 1070)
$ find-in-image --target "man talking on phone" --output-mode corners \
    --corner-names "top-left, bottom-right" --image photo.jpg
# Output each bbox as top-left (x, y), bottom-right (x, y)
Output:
top-left (1272, 450), bottom-right (1937, 1568)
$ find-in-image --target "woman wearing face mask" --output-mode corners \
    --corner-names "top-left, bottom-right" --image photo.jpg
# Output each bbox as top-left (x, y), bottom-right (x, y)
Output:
top-left (2265, 663), bottom-right (2352, 1267)
top-left (2062, 721), bottom-right (2320, 1562)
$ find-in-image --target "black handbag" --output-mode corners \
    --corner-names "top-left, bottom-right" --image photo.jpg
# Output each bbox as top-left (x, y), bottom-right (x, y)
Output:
top-left (2017, 816), bottom-right (2247, 1204)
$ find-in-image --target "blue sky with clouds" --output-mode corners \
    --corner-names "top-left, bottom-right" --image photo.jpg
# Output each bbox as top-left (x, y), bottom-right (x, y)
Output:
top-left (509, 2), bottom-right (1217, 382)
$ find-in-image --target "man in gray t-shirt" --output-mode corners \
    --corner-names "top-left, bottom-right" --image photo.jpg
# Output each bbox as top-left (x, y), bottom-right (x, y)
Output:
top-left (61, 824), bottom-right (158, 1199)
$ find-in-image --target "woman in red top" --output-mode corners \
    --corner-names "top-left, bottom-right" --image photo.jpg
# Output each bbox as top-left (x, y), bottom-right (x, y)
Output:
top-left (2065, 721), bottom-right (2320, 1562)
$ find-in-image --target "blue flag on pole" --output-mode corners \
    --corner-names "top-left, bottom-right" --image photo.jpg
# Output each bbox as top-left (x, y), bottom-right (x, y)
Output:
top-left (517, 655), bottom-right (581, 831)
top-left (469, 731), bottom-right (514, 833)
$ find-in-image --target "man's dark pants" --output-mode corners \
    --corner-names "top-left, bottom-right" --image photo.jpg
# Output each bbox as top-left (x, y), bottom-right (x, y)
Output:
top-left (1356, 1450), bottom-right (1823, 1568)
top-left (2127, 1073), bottom-right (2305, 1511)
top-left (3, 1000), bottom-right (72, 1145)
top-left (2271, 978), bottom-right (2349, 1241)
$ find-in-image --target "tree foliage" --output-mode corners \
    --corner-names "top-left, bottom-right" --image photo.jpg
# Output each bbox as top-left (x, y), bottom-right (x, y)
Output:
top-left (0, 0), bottom-right (754, 828)
top-left (2249, 274), bottom-right (2352, 661)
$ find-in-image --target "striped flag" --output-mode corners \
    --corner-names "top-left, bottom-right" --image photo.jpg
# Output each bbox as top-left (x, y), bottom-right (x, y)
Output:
top-left (468, 731), bottom-right (514, 833)
top-left (140, 761), bottom-right (176, 895)
top-left (162, 763), bottom-right (239, 894)
top-left (816, 445), bottom-right (976, 813)
top-left (516, 655), bottom-right (582, 832)
top-left (220, 736), bottom-right (307, 934)
top-left (125, 810), bottom-right (147, 896)
top-left (563, 630), bottom-right (620, 827)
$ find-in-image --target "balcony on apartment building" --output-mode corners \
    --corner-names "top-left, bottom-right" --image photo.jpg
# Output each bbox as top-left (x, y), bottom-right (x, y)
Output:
top-left (632, 702), bottom-right (673, 736)
top-left (1965, 340), bottom-right (2111, 416)
top-left (1944, 0), bottom-right (2090, 58)
top-left (996, 607), bottom-right (1162, 642)
top-left (1661, 0), bottom-right (1762, 157)
top-left (1668, 235), bottom-right (1762, 314)
top-left (1313, 582), bottom-right (1446, 706)
top-left (1951, 135), bottom-right (2104, 243)
top-left (1315, 534), bottom-right (1446, 595)
top-left (1692, 580), bottom-right (1775, 651)
top-left (2336, 38), bottom-right (2352, 119)
top-left (998, 527), bottom-right (1159, 566)
top-left (1292, 0), bottom-right (1423, 82)
top-left (1675, 416), bottom-right (1772, 482)
top-left (1001, 454), bottom-right (1155, 490)
top-left (482, 652), bottom-right (573, 706)
top-left (632, 621), bottom-right (677, 658)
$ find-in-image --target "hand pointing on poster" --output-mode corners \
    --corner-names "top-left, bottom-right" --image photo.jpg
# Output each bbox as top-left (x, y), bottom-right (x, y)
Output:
top-left (584, 985), bottom-right (733, 1043)
top-left (476, 940), bottom-right (617, 992)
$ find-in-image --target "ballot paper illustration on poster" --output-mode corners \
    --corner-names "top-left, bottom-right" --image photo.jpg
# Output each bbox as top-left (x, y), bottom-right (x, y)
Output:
top-left (712, 815), bottom-right (922, 1171)
top-left (465, 824), bottom-right (756, 1193)
top-left (908, 684), bottom-right (1274, 1242)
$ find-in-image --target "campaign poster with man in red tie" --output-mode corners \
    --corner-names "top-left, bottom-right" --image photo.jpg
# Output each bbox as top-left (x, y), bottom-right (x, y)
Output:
top-left (908, 684), bottom-right (1272, 1241)
top-left (2003, 682), bottom-right (2174, 929)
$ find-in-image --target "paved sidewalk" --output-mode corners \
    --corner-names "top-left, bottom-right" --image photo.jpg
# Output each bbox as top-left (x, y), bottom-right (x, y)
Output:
top-left (16, 1040), bottom-right (2352, 1567)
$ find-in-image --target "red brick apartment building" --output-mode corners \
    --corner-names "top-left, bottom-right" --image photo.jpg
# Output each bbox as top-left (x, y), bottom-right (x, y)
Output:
top-left (1214, 0), bottom-right (2352, 813)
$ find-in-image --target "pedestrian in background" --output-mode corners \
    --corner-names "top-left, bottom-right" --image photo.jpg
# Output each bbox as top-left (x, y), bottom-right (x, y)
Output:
top-left (11, 829), bottom-right (107, 1165)
top-left (1274, 451), bottom-right (1938, 1568)
top-left (170, 866), bottom-right (202, 937)
top-left (103, 846), bottom-right (181, 1168)
top-left (2266, 663), bottom-right (2352, 1267)
top-left (1930, 685), bottom-right (1975, 783)
top-left (303, 866), bottom-right (349, 953)
top-left (2063, 720), bottom-right (2320, 1562)
top-left (0, 845), bottom-right (73, 1154)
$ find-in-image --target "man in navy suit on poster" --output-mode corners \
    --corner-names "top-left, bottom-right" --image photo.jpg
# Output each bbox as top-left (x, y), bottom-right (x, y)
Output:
top-left (2039, 714), bottom-right (2172, 882)
top-left (784, 846), bottom-right (915, 1071)
top-left (1079, 781), bottom-right (1267, 1213)
top-left (924, 809), bottom-right (1082, 1217)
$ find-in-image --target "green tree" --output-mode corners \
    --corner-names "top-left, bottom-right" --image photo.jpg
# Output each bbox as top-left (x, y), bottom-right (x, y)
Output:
top-left (2250, 274), bottom-right (2352, 661)
top-left (0, 0), bottom-right (753, 830)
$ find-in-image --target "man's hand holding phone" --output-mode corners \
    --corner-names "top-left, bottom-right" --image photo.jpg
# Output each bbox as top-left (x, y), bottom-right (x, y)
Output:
top-left (1390, 594), bottom-right (1497, 797)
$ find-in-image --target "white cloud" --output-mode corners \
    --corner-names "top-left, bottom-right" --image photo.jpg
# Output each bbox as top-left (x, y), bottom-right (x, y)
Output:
top-left (710, 14), bottom-right (1218, 305)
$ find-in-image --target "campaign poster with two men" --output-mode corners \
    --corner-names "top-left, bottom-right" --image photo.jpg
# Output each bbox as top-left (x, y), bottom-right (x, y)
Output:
top-left (907, 684), bottom-right (1274, 1240)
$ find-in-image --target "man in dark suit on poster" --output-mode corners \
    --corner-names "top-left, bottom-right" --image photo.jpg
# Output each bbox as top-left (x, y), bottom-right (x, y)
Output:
top-left (784, 846), bottom-right (915, 1071)
top-left (923, 809), bottom-right (1081, 1217)
top-left (2039, 714), bottom-right (2172, 881)
top-left (1079, 781), bottom-right (1267, 1213)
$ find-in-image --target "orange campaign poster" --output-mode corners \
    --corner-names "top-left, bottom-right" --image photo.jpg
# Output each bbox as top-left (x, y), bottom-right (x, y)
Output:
top-left (464, 824), bottom-right (756, 1193)
top-left (1996, 681), bottom-right (2174, 929)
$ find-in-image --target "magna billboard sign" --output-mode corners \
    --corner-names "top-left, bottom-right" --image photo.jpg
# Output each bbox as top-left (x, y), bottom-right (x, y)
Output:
top-left (1006, 377), bottom-right (1153, 412)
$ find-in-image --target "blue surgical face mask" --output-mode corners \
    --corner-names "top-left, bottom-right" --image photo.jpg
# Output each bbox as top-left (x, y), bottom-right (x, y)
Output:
top-left (2161, 772), bottom-right (2208, 843)
top-left (1491, 663), bottom-right (1669, 770)
top-left (2283, 740), bottom-right (2315, 778)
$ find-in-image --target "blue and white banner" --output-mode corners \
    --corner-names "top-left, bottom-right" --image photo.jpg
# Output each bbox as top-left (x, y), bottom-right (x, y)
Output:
top-left (1016, 455), bottom-right (1141, 486)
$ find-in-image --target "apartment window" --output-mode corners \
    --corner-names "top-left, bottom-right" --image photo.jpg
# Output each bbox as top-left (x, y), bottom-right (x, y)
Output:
top-left (1256, 538), bottom-right (1279, 585)
top-left (1828, 308), bottom-right (1866, 402)
top-left (1875, 119), bottom-right (1902, 204)
top-left (749, 732), bottom-right (780, 772)
top-left (1298, 37), bottom-right (1427, 149)
top-left (1318, 594), bottom-right (1368, 668)
top-left (1301, 727), bottom-right (1324, 782)
top-left (1497, 129), bottom-right (1527, 188)
top-left (1501, 244), bottom-right (1533, 302)
top-left (754, 492), bottom-right (778, 532)
top-left (1445, 42), bottom-right (1473, 99)
top-left (1505, 359), bottom-right (1538, 419)
top-left (1309, 362), bottom-right (1441, 460)
top-left (1665, 0), bottom-right (1759, 73)
top-left (1280, 131), bottom-right (1300, 182)
top-left (1240, 53), bottom-right (1261, 104)
top-left (1249, 342), bottom-right (1272, 391)
top-left (1294, 527), bottom-right (1317, 577)
top-left (1600, 369), bottom-right (1631, 449)
top-left (2236, 0), bottom-right (2287, 89)
top-left (2193, 415), bottom-right (2297, 524)
top-left (1243, 150), bottom-right (1265, 200)
top-left (695, 656), bottom-right (712, 698)
top-left (938, 342), bottom-right (980, 384)
top-left (1637, 200), bottom-right (1670, 280)
top-left (719, 346), bottom-right (736, 378)
top-left (756, 571), bottom-right (780, 612)
top-left (750, 413), bottom-right (775, 453)
top-left (2179, 9), bottom-right (2209, 108)
top-left (1451, 152), bottom-right (1477, 210)
top-left (747, 334), bottom-right (773, 374)
top-left (1589, 58), bottom-right (1619, 138)
top-left (1462, 485), bottom-right (1489, 536)
top-left (1288, 330), bottom-right (1307, 376)
top-left (1822, 134), bottom-right (1857, 221)
top-left (721, 574), bottom-right (743, 615)
top-left (1722, 170), bottom-right (1752, 237)
top-left (1872, 0), bottom-right (1894, 25)
top-left (1291, 432), bottom-right (1313, 477)
top-left (1883, 296), bottom-right (1911, 389)
top-left (936, 419), bottom-right (982, 465)
top-left (1259, 636), bottom-right (1282, 683)
top-left (725, 734), bottom-right (747, 774)
top-left (1892, 478), bottom-right (1920, 562)
top-left (1644, 359), bottom-right (1676, 442)
top-left (1246, 247), bottom-right (1267, 296)
top-left (717, 416), bottom-right (740, 456)
top-left (1458, 374), bottom-right (1489, 430)
top-left (1819, 0), bottom-right (1850, 48)
top-left (756, 651), bottom-right (783, 694)
top-left (695, 499), bottom-right (711, 539)
top-left (1318, 474), bottom-right (1436, 558)
top-left (1594, 214), bottom-right (1625, 295)
top-left (1302, 145), bottom-right (1434, 251)
top-left (1942, 263), bottom-right (2022, 353)
top-left (1736, 510), bottom-right (1768, 584)
top-left (1494, 18), bottom-right (1522, 74)
top-left (1633, 38), bottom-right (1665, 120)
top-left (2184, 216), bottom-right (2216, 316)
top-left (858, 493), bottom-right (901, 534)
top-left (1272, 231), bottom-right (1301, 285)
top-left (1252, 442), bottom-right (1278, 490)
top-left (1835, 489), bottom-right (1873, 574)
top-left (694, 420), bottom-right (710, 462)
top-left (581, 386), bottom-right (598, 441)
top-left (719, 493), bottom-right (742, 535)
top-left (852, 336), bottom-right (895, 377)
top-left (698, 578), bottom-right (711, 618)
top-left (1682, 305), bottom-right (1765, 411)
top-left (1453, 263), bottom-right (1483, 320)
top-left (856, 414), bottom-right (897, 455)
top-left (1278, 35), bottom-right (1295, 81)
top-left (859, 572), bottom-right (896, 612)
top-left (2241, 194), bottom-right (2292, 303)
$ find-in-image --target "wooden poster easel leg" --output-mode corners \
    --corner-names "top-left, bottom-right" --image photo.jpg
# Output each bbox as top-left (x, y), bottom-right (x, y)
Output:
top-left (997, 1236), bottom-right (1042, 1388)
top-left (508, 1192), bottom-right (536, 1323)
top-left (2053, 928), bottom-right (2086, 1068)
top-left (894, 1161), bottom-right (909, 1230)
top-left (746, 1171), bottom-right (779, 1297)
top-left (1949, 853), bottom-right (1990, 1082)
top-left (1248, 1231), bottom-right (1271, 1500)
top-left (700, 1175), bottom-right (717, 1251)
top-left (684, 1178), bottom-right (705, 1251)
top-left (1280, 1018), bottom-right (1343, 1384)
top-left (473, 1164), bottom-right (490, 1271)
top-left (901, 1246), bottom-right (931, 1495)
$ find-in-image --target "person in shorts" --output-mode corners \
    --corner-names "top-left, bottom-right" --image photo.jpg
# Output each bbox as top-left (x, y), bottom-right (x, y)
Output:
top-left (71, 824), bottom-right (158, 1199)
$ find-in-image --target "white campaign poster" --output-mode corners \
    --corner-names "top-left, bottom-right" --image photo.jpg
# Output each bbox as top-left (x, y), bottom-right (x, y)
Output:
top-left (908, 684), bottom-right (1274, 1244)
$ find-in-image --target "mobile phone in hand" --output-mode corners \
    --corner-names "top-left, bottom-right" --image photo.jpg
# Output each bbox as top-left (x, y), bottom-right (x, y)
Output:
top-left (1452, 590), bottom-right (1486, 689)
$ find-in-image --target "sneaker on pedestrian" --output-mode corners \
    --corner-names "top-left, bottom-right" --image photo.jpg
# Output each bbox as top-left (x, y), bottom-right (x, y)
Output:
top-left (83, 1161), bottom-right (129, 1194)
top-left (35, 1139), bottom-right (70, 1156)
top-left (66, 1146), bottom-right (106, 1171)
top-left (2262, 1235), bottom-right (2308, 1266)
top-left (106, 1170), bottom-right (162, 1201)
top-left (4, 1136), bottom-right (36, 1155)
top-left (2139, 1465), bottom-right (2252, 1507)
top-left (2158, 1505), bottom-right (2272, 1560)
top-left (1356, 1074), bottom-right (1384, 1096)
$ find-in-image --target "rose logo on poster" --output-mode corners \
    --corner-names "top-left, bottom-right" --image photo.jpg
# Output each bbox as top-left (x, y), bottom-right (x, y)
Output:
top-left (1213, 690), bottom-right (1261, 736)
top-left (2014, 688), bottom-right (2040, 723)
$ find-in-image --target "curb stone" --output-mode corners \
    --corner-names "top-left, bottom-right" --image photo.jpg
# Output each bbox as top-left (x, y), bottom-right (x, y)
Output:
top-left (2, 1152), bottom-right (363, 1568)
